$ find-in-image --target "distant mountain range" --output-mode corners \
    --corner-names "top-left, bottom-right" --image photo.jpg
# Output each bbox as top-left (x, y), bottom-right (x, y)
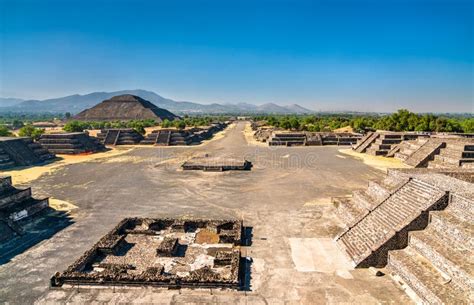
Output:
top-left (0, 89), bottom-right (313, 115)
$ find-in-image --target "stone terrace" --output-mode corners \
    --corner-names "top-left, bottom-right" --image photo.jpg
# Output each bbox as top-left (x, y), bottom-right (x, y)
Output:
top-left (0, 176), bottom-right (49, 243)
top-left (39, 132), bottom-right (105, 155)
top-left (334, 169), bottom-right (473, 304)
top-left (97, 129), bottom-right (143, 145)
top-left (0, 137), bottom-right (55, 169)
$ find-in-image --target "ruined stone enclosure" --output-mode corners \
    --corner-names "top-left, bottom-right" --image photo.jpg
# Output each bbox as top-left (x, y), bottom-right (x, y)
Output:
top-left (182, 157), bottom-right (252, 171)
top-left (51, 218), bottom-right (243, 290)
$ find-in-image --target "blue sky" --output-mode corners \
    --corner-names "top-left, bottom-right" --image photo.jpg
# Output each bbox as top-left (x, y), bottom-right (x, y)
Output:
top-left (0, 0), bottom-right (472, 112)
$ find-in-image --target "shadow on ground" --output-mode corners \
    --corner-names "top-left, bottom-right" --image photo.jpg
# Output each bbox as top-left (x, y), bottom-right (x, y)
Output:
top-left (0, 208), bottom-right (74, 265)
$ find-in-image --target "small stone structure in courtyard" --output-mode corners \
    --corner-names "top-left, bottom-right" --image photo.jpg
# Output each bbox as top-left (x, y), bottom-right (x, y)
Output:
top-left (39, 132), bottom-right (105, 154)
top-left (0, 176), bottom-right (50, 243)
top-left (182, 156), bottom-right (252, 171)
top-left (0, 137), bottom-right (55, 169)
top-left (51, 217), bottom-right (243, 289)
top-left (332, 168), bottom-right (473, 304)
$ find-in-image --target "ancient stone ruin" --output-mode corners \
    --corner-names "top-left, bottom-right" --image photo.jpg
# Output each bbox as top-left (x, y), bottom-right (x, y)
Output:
top-left (73, 94), bottom-right (179, 122)
top-left (51, 217), bottom-right (243, 289)
top-left (388, 137), bottom-right (474, 168)
top-left (96, 129), bottom-right (143, 145)
top-left (0, 137), bottom-right (55, 170)
top-left (141, 123), bottom-right (229, 146)
top-left (0, 176), bottom-right (50, 243)
top-left (39, 132), bottom-right (105, 154)
top-left (255, 129), bottom-right (361, 146)
top-left (352, 131), bottom-right (429, 156)
top-left (333, 168), bottom-right (473, 304)
top-left (182, 156), bottom-right (252, 171)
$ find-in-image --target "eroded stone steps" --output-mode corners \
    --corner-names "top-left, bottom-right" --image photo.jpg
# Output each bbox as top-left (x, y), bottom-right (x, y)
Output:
top-left (388, 246), bottom-right (468, 305)
top-left (409, 227), bottom-right (473, 292)
top-left (354, 132), bottom-right (379, 153)
top-left (336, 179), bottom-right (446, 267)
top-left (429, 211), bottom-right (473, 250)
top-left (447, 194), bottom-right (473, 223)
top-left (0, 188), bottom-right (32, 208)
top-left (404, 141), bottom-right (445, 168)
top-left (333, 197), bottom-right (366, 225)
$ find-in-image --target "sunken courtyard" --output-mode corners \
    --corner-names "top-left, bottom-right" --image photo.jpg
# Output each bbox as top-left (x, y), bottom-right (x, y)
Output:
top-left (0, 121), bottom-right (472, 304)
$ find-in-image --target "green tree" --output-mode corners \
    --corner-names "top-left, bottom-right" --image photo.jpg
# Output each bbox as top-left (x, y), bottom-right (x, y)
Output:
top-left (175, 120), bottom-right (186, 129)
top-left (63, 121), bottom-right (88, 132)
top-left (12, 120), bottom-right (24, 129)
top-left (18, 125), bottom-right (45, 140)
top-left (0, 126), bottom-right (13, 137)
top-left (161, 119), bottom-right (172, 128)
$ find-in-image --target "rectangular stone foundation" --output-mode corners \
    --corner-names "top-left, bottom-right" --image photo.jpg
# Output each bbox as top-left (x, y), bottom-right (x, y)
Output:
top-left (182, 157), bottom-right (252, 171)
top-left (51, 217), bottom-right (243, 290)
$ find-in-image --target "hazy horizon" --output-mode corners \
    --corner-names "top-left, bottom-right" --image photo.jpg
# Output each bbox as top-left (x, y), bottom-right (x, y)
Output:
top-left (1, 0), bottom-right (473, 113)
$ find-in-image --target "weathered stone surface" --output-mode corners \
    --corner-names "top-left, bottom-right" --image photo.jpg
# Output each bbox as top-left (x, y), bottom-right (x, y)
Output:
top-left (0, 175), bottom-right (50, 241)
top-left (51, 217), bottom-right (243, 289)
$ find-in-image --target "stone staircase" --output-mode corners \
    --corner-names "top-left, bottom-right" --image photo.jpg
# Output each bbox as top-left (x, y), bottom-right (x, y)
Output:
top-left (428, 142), bottom-right (474, 169)
top-left (0, 148), bottom-right (15, 170)
top-left (97, 129), bottom-right (143, 146)
top-left (140, 131), bottom-right (161, 145)
top-left (353, 132), bottom-right (427, 156)
top-left (387, 193), bottom-right (473, 304)
top-left (335, 178), bottom-right (448, 267)
top-left (268, 133), bottom-right (306, 146)
top-left (0, 137), bottom-right (55, 169)
top-left (365, 134), bottom-right (404, 156)
top-left (403, 140), bottom-right (446, 168)
top-left (0, 176), bottom-right (49, 240)
top-left (103, 130), bottom-right (120, 145)
top-left (39, 133), bottom-right (105, 154)
top-left (156, 130), bottom-right (172, 145)
top-left (387, 138), bottom-right (427, 159)
top-left (353, 132), bottom-right (379, 153)
top-left (169, 131), bottom-right (193, 145)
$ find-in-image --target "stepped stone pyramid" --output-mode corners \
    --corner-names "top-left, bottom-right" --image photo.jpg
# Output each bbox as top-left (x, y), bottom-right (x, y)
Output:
top-left (39, 132), bottom-right (105, 154)
top-left (428, 139), bottom-right (474, 169)
top-left (333, 168), bottom-right (473, 304)
top-left (97, 129), bottom-right (143, 145)
top-left (267, 131), bottom-right (360, 146)
top-left (353, 132), bottom-right (428, 156)
top-left (0, 176), bottom-right (49, 242)
top-left (388, 138), bottom-right (474, 168)
top-left (0, 137), bottom-right (55, 169)
top-left (73, 94), bottom-right (179, 122)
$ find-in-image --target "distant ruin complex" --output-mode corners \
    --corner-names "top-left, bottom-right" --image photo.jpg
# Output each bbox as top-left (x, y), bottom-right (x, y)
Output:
top-left (252, 128), bottom-right (361, 146)
top-left (141, 123), bottom-right (228, 146)
top-left (51, 218), bottom-right (243, 289)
